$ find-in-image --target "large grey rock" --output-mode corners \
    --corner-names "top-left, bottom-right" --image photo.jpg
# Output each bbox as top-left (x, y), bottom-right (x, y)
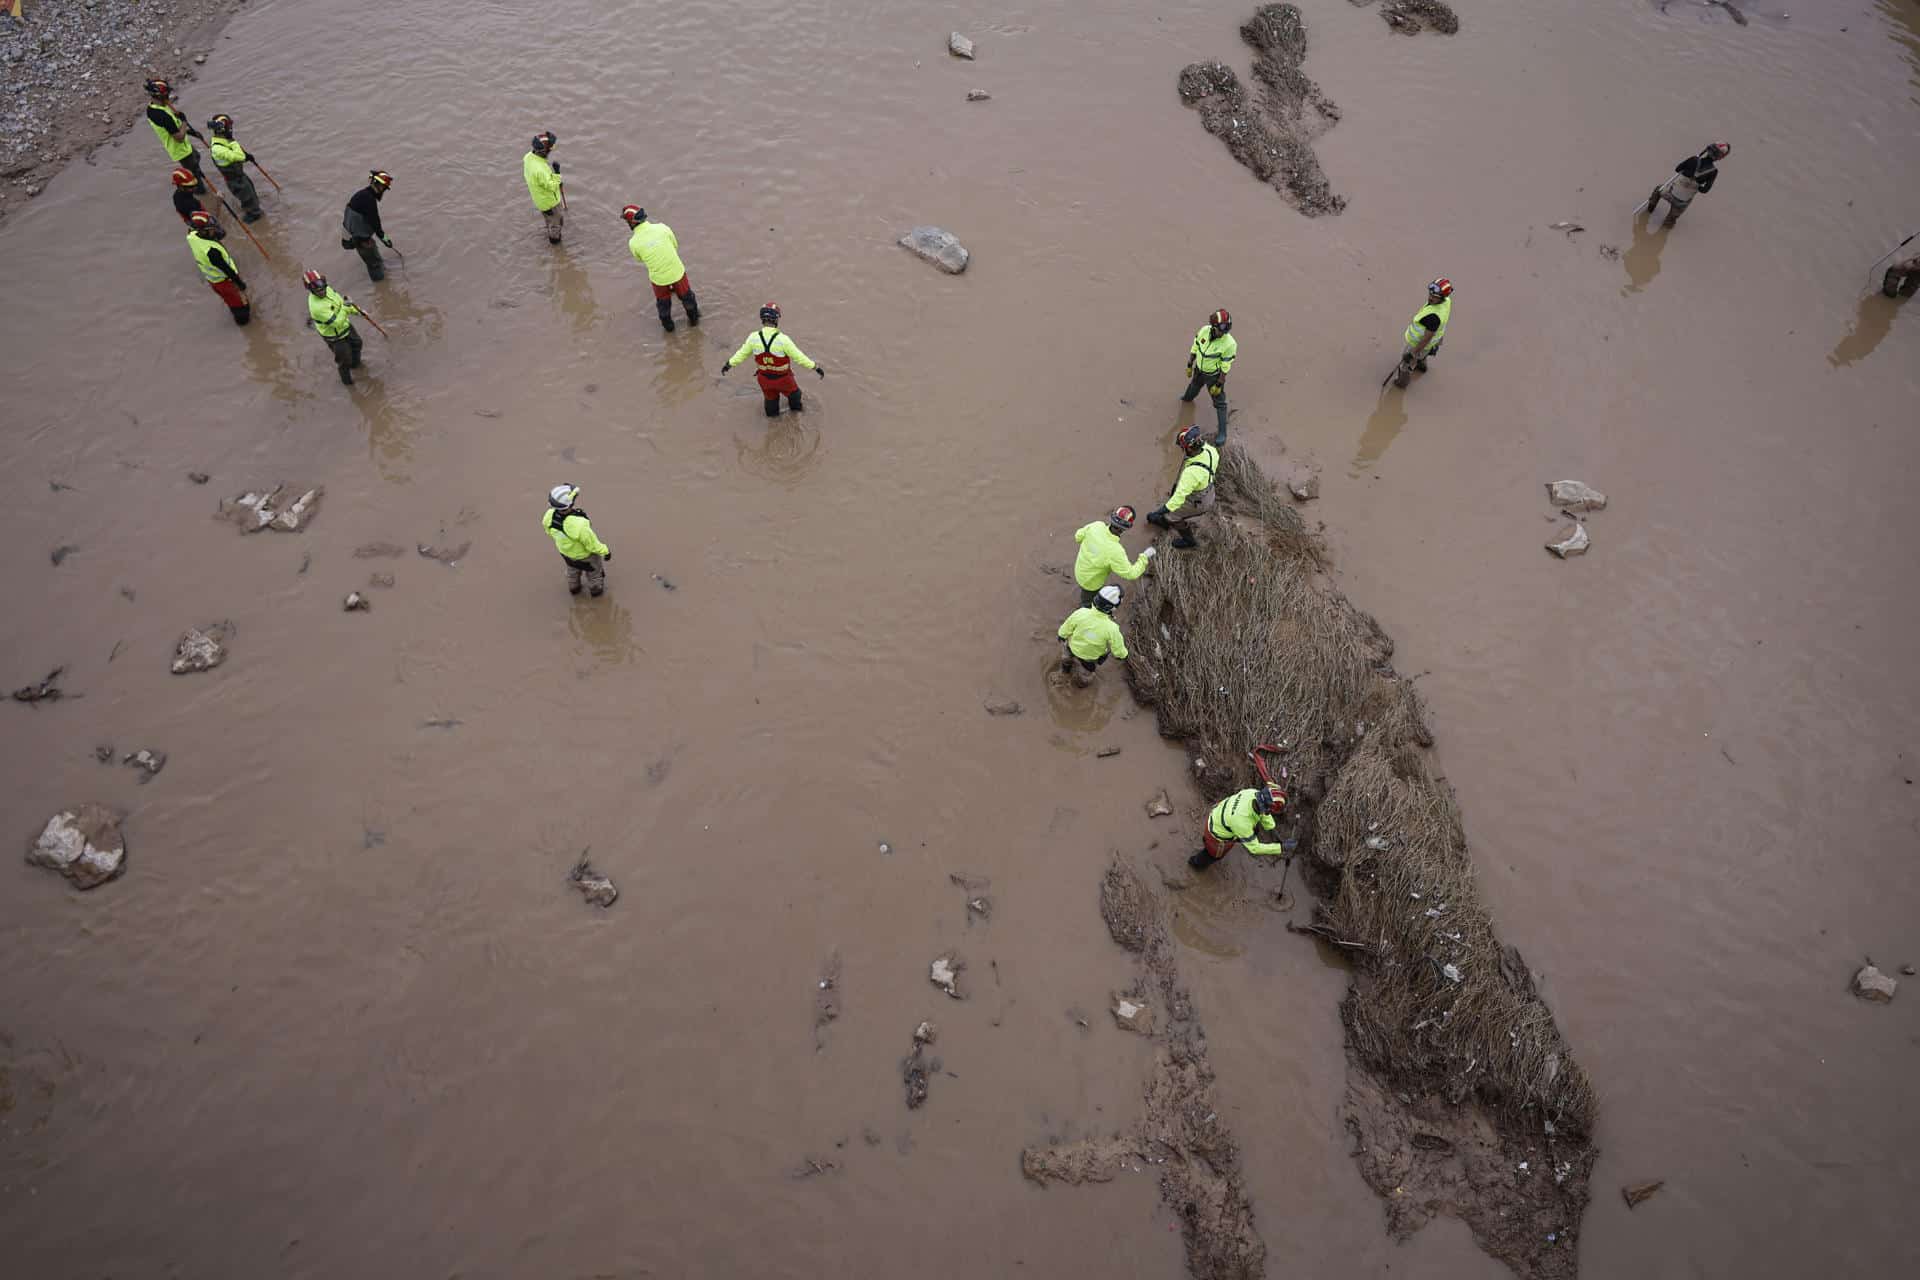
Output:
top-left (1545, 522), bottom-right (1590, 558)
top-left (171, 623), bottom-right (231, 674)
top-left (899, 226), bottom-right (970, 274)
top-left (27, 804), bottom-right (126, 889)
top-left (1852, 965), bottom-right (1898, 1003)
top-left (948, 32), bottom-right (975, 59)
top-left (1546, 480), bottom-right (1607, 511)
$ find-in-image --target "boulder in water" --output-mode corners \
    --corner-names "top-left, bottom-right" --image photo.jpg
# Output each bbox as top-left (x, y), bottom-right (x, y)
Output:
top-left (1546, 480), bottom-right (1607, 510)
top-left (171, 623), bottom-right (231, 674)
top-left (948, 32), bottom-right (975, 59)
top-left (1852, 965), bottom-right (1897, 1003)
top-left (899, 226), bottom-right (970, 274)
top-left (27, 804), bottom-right (126, 889)
top-left (1546, 522), bottom-right (1590, 559)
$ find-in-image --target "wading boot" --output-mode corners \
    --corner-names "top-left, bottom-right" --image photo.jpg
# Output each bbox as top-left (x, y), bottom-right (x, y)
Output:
top-left (764, 398), bottom-right (781, 418)
top-left (1187, 851), bottom-right (1216, 871)
top-left (1172, 527), bottom-right (1199, 550)
top-left (339, 366), bottom-right (353, 386)
top-left (788, 389), bottom-right (805, 414)
top-left (684, 293), bottom-right (701, 326)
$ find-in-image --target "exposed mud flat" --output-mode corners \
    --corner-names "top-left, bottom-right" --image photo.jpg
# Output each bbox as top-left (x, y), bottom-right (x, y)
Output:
top-left (1026, 856), bottom-right (1266, 1279)
top-left (1125, 451), bottom-right (1595, 1278)
top-left (1178, 4), bottom-right (1344, 216)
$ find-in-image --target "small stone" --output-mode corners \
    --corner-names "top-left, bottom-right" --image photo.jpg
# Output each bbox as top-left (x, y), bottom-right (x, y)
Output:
top-left (343, 592), bottom-right (370, 612)
top-left (187, 471), bottom-right (210, 484)
top-left (569, 855), bottom-right (618, 908)
top-left (367, 572), bottom-right (396, 588)
top-left (914, 1020), bottom-right (938, 1045)
top-left (878, 841), bottom-right (892, 855)
top-left (948, 32), bottom-right (975, 59)
top-left (171, 623), bottom-right (230, 674)
top-left (1096, 746), bottom-right (1122, 758)
top-left (899, 225), bottom-right (970, 274)
top-left (967, 895), bottom-right (992, 920)
top-left (930, 952), bottom-right (965, 999)
top-left (1287, 468), bottom-right (1321, 501)
top-left (1146, 790), bottom-right (1174, 818)
top-left (1546, 480), bottom-right (1607, 511)
top-left (1112, 996), bottom-right (1155, 1035)
top-left (219, 484), bottom-right (322, 533)
top-left (122, 749), bottom-right (167, 783)
top-left (193, 53), bottom-right (207, 64)
top-left (1851, 964), bottom-right (1897, 1003)
top-left (1903, 964), bottom-right (1916, 977)
top-left (1546, 521), bottom-right (1590, 558)
top-left (418, 541), bottom-right (472, 565)
top-left (93, 745), bottom-right (115, 763)
top-left (966, 89), bottom-right (992, 101)
top-left (25, 185), bottom-right (40, 198)
top-left (353, 541), bottom-right (407, 558)
top-left (983, 696), bottom-right (1023, 716)
top-left (1622, 1180), bottom-right (1665, 1209)
top-left (26, 804), bottom-right (126, 890)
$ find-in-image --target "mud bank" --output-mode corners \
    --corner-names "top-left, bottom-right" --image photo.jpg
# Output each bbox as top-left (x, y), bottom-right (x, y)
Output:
top-left (0, 0), bottom-right (245, 218)
top-left (1123, 451), bottom-right (1596, 1279)
top-left (1178, 4), bottom-right (1344, 216)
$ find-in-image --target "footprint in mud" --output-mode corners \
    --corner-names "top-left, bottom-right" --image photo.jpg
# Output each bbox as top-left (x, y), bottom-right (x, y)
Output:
top-left (1041, 652), bottom-right (1124, 734)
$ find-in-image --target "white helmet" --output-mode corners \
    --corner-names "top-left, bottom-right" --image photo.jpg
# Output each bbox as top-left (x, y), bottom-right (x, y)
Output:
top-left (1096, 583), bottom-right (1123, 611)
top-left (548, 484), bottom-right (579, 509)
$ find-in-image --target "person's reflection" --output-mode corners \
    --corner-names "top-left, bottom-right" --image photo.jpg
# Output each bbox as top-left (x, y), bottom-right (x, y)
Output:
top-left (549, 250), bottom-right (600, 335)
top-left (1621, 210), bottom-right (1669, 296)
top-left (1828, 292), bottom-right (1900, 368)
top-left (239, 314), bottom-right (309, 405)
top-left (350, 380), bottom-right (418, 483)
top-left (649, 330), bottom-right (710, 407)
top-left (568, 596), bottom-right (643, 665)
top-left (1352, 390), bottom-right (1409, 474)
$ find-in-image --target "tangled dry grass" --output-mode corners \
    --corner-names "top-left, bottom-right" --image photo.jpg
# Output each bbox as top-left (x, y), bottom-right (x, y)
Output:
top-left (1125, 447), bottom-right (1595, 1273)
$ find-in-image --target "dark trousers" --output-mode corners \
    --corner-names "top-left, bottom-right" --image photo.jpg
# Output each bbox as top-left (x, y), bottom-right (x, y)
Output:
top-left (1181, 368), bottom-right (1230, 437)
top-left (219, 164), bottom-right (261, 218)
top-left (179, 149), bottom-right (207, 192)
top-left (324, 326), bottom-right (363, 383)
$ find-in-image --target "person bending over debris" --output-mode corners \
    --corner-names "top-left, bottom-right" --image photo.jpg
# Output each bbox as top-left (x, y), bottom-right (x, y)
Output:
top-left (342, 170), bottom-right (395, 281)
top-left (722, 302), bottom-right (824, 416)
top-left (1646, 142), bottom-right (1730, 228)
top-left (543, 485), bottom-right (613, 597)
top-left (1058, 583), bottom-right (1129, 688)
top-left (1072, 506), bottom-right (1154, 606)
top-left (1189, 784), bottom-right (1288, 871)
top-left (1180, 308), bottom-right (1236, 445)
top-left (525, 131), bottom-right (565, 244)
top-left (1146, 426), bottom-right (1218, 549)
top-left (185, 212), bottom-right (249, 326)
top-left (303, 270), bottom-right (365, 386)
top-left (1395, 277), bottom-right (1452, 388)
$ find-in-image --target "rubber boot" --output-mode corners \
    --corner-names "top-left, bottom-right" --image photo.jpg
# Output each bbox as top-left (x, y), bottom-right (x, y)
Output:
top-left (788, 389), bottom-right (805, 414)
top-left (656, 296), bottom-right (674, 332)
top-left (232, 304), bottom-right (251, 327)
top-left (764, 397), bottom-right (781, 418)
top-left (1188, 851), bottom-right (1217, 871)
top-left (1172, 526), bottom-right (1199, 550)
top-left (1414, 358), bottom-right (1429, 373)
top-left (1645, 188), bottom-right (1662, 215)
top-left (683, 291), bottom-right (700, 326)
top-left (339, 366), bottom-right (354, 386)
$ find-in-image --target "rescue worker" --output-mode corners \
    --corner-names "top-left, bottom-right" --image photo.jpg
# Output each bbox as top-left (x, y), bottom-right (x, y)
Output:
top-left (185, 211), bottom-right (249, 326)
top-left (170, 167), bottom-right (212, 226)
top-left (303, 270), bottom-right (365, 386)
top-left (144, 78), bottom-right (206, 191)
top-left (622, 205), bottom-right (699, 329)
top-left (542, 484), bottom-right (612, 597)
top-left (1394, 277), bottom-right (1453, 388)
top-left (1145, 426), bottom-right (1218, 550)
top-left (524, 131), bottom-right (565, 244)
top-left (342, 170), bottom-right (395, 281)
top-left (1179, 309), bottom-right (1236, 446)
top-left (1072, 506), bottom-right (1155, 607)
top-left (205, 114), bottom-right (263, 222)
top-left (721, 303), bottom-right (826, 416)
top-left (1881, 252), bottom-right (1920, 299)
top-left (1057, 583), bottom-right (1129, 688)
top-left (1188, 785), bottom-right (1289, 871)
top-left (1646, 142), bottom-right (1730, 229)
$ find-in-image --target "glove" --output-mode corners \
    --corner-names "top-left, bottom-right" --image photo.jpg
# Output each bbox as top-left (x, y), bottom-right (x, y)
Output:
top-left (1185, 362), bottom-right (1195, 378)
top-left (1141, 546), bottom-right (1158, 560)
top-left (719, 362), bottom-right (731, 375)
top-left (602, 550), bottom-right (612, 562)
top-left (815, 366), bottom-right (826, 379)
top-left (379, 234), bottom-right (393, 248)
top-left (1146, 509), bottom-right (1169, 528)
top-left (551, 161), bottom-right (561, 173)
top-left (231, 279), bottom-right (248, 293)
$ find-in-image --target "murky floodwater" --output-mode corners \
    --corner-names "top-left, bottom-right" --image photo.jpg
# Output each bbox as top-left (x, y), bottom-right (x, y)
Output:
top-left (4, 0), bottom-right (1917, 1275)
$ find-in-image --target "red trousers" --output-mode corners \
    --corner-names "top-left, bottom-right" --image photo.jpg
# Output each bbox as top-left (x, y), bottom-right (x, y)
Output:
top-left (756, 368), bottom-right (800, 397)
top-left (209, 280), bottom-right (246, 309)
top-left (1202, 827), bottom-right (1233, 861)
top-left (650, 273), bottom-right (691, 300)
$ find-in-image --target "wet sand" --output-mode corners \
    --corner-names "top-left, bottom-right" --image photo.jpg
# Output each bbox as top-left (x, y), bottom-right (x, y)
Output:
top-left (3, 1), bottom-right (1918, 1276)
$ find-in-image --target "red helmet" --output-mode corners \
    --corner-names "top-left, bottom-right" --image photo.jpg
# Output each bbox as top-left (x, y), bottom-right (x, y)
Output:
top-left (187, 210), bottom-right (218, 233)
top-left (760, 302), bottom-right (782, 324)
top-left (171, 167), bottom-right (197, 187)
top-left (144, 78), bottom-right (172, 99)
top-left (368, 170), bottom-right (393, 189)
top-left (1709, 141), bottom-right (1731, 159)
top-left (1427, 277), bottom-right (1454, 299)
top-left (1208, 308), bottom-right (1232, 334)
top-left (1175, 425), bottom-right (1206, 456)
top-left (301, 269), bottom-right (328, 293)
top-left (1107, 505), bottom-right (1136, 531)
top-left (1252, 785), bottom-right (1286, 815)
top-left (207, 114), bottom-right (235, 136)
top-left (621, 204), bottom-right (643, 225)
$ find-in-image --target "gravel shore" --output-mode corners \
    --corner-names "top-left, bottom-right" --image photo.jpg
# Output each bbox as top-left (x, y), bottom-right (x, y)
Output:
top-left (1, 0), bottom-right (246, 218)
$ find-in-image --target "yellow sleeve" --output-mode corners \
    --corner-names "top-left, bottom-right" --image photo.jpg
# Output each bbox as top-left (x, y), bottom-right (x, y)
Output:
top-left (1113, 550), bottom-right (1150, 581)
top-left (727, 334), bottom-right (758, 368)
top-left (777, 335), bottom-right (816, 370)
top-left (574, 517), bottom-right (609, 557)
top-left (1166, 463), bottom-right (1203, 513)
top-left (1057, 615), bottom-right (1075, 641)
top-left (1107, 620), bottom-right (1128, 661)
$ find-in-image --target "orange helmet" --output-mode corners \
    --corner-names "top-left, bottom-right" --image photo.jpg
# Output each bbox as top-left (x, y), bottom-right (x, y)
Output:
top-left (171, 168), bottom-right (198, 188)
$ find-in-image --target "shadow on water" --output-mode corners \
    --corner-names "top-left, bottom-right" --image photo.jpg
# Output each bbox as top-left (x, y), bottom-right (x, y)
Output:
top-left (567, 595), bottom-right (644, 666)
top-left (649, 331), bottom-right (711, 408)
top-left (1827, 292), bottom-right (1903, 368)
top-left (548, 250), bottom-right (601, 335)
top-left (1621, 209), bottom-right (1670, 295)
top-left (1352, 388), bottom-right (1410, 475)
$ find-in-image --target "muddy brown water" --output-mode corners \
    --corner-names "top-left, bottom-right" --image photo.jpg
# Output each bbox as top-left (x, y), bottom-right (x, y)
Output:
top-left (4, 0), bottom-right (1918, 1275)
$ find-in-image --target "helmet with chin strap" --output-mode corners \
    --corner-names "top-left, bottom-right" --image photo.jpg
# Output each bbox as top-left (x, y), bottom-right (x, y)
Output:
top-left (548, 484), bottom-right (580, 510)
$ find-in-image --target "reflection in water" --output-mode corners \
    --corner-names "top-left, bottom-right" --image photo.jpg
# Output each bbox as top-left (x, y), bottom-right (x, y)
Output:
top-left (1352, 390), bottom-right (1409, 474)
top-left (732, 415), bottom-right (825, 485)
top-left (649, 333), bottom-right (711, 408)
top-left (549, 251), bottom-right (600, 335)
top-left (365, 280), bottom-right (446, 345)
top-left (1620, 209), bottom-right (1670, 295)
top-left (1041, 651), bottom-right (1123, 733)
top-left (350, 382), bottom-right (421, 483)
top-left (1828, 293), bottom-right (1902, 368)
top-left (1881, 0), bottom-right (1920, 107)
top-left (239, 314), bottom-right (311, 406)
top-left (567, 595), bottom-right (644, 665)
